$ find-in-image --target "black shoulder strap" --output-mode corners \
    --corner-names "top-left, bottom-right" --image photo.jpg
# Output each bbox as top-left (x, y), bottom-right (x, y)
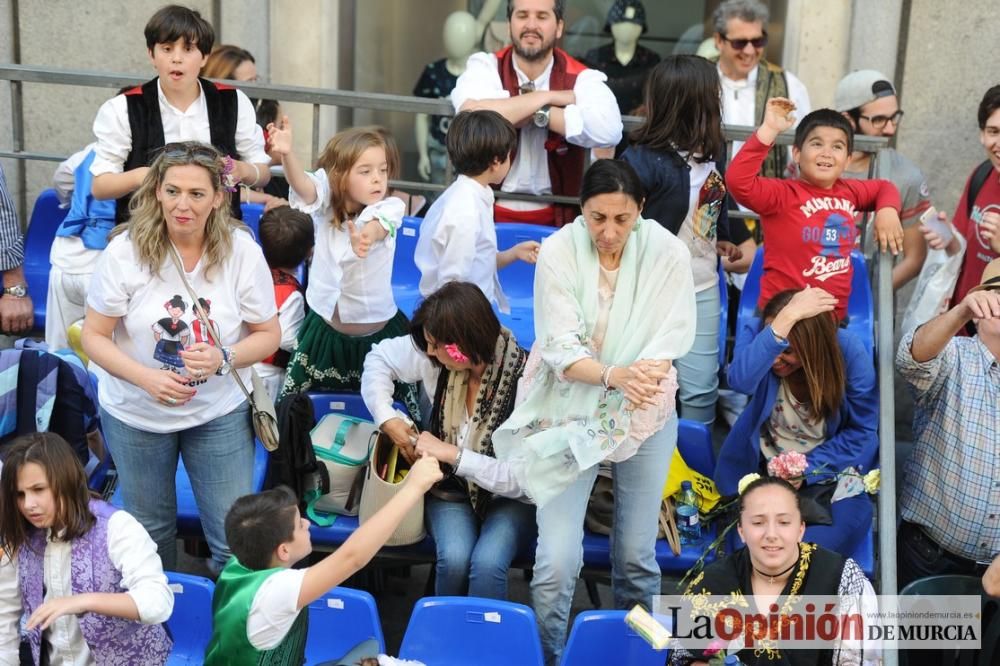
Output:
top-left (967, 159), bottom-right (994, 220)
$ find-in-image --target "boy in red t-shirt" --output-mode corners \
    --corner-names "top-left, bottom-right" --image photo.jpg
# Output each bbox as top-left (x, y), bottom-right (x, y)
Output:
top-left (727, 97), bottom-right (904, 320)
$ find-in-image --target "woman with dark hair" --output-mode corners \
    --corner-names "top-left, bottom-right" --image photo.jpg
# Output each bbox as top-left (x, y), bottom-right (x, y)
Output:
top-left (360, 281), bottom-right (535, 600)
top-left (669, 476), bottom-right (879, 665)
top-left (623, 54), bottom-right (746, 426)
top-left (715, 287), bottom-right (878, 555)
top-left (493, 159), bottom-right (696, 663)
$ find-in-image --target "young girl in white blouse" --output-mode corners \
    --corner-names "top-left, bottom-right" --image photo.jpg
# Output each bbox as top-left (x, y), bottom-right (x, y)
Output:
top-left (0, 433), bottom-right (173, 665)
top-left (268, 118), bottom-right (414, 406)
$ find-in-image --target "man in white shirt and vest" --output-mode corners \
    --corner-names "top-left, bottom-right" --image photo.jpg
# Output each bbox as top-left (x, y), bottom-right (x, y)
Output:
top-left (713, 0), bottom-right (811, 179)
top-left (452, 0), bottom-right (622, 227)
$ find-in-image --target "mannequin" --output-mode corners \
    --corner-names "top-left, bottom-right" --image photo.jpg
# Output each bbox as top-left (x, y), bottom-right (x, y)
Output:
top-left (414, 0), bottom-right (503, 183)
top-left (583, 0), bottom-right (660, 116)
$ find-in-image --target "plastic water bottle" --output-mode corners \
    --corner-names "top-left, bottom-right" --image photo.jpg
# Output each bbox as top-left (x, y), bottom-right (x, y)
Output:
top-left (676, 480), bottom-right (701, 545)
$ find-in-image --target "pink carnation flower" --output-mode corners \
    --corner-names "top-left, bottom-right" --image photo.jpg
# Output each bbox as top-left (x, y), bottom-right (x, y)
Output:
top-left (767, 451), bottom-right (808, 480)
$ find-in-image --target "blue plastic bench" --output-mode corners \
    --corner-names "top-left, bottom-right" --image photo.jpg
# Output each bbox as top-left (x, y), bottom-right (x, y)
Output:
top-left (23, 189), bottom-right (69, 330)
top-left (165, 571), bottom-right (214, 665)
top-left (305, 586), bottom-right (386, 664)
top-left (392, 216), bottom-right (423, 318)
top-left (495, 222), bottom-right (556, 348)
top-left (561, 610), bottom-right (670, 666)
top-left (399, 597), bottom-right (545, 666)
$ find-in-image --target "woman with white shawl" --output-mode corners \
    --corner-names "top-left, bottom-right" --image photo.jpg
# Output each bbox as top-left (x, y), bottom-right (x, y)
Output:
top-left (493, 159), bottom-right (696, 664)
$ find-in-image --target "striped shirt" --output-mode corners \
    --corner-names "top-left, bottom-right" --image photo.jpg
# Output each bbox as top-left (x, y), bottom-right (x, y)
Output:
top-left (0, 164), bottom-right (23, 272)
top-left (897, 328), bottom-right (1000, 561)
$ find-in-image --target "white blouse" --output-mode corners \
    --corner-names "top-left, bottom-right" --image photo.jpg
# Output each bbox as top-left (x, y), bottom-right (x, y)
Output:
top-left (289, 169), bottom-right (401, 324)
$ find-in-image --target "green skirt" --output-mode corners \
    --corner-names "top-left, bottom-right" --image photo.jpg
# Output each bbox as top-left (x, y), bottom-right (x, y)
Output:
top-left (281, 309), bottom-right (420, 417)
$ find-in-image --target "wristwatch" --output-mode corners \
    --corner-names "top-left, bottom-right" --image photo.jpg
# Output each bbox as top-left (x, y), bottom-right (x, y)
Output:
top-left (216, 346), bottom-right (235, 376)
top-left (2, 284), bottom-right (27, 298)
top-left (533, 104), bottom-right (551, 129)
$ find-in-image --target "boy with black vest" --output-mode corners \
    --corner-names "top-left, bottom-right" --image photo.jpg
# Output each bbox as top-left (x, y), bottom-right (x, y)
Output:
top-left (90, 4), bottom-right (270, 224)
top-left (205, 459), bottom-right (442, 665)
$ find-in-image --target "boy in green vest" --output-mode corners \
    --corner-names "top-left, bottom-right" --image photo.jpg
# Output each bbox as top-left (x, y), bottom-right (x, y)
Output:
top-left (204, 456), bottom-right (442, 665)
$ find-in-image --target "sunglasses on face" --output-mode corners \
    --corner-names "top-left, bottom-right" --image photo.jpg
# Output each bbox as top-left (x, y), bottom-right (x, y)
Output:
top-left (721, 33), bottom-right (768, 50)
top-left (859, 110), bottom-right (904, 129)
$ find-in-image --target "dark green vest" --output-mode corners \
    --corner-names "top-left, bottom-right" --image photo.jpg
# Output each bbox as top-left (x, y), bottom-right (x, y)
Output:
top-left (752, 60), bottom-right (792, 179)
top-left (205, 558), bottom-right (309, 666)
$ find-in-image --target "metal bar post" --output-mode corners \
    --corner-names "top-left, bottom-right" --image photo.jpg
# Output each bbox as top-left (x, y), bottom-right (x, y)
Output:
top-left (311, 103), bottom-right (320, 167)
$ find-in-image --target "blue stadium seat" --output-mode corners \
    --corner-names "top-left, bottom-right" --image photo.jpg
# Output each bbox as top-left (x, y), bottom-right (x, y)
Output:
top-left (109, 439), bottom-right (269, 537)
top-left (736, 248), bottom-right (874, 358)
top-left (165, 571), bottom-right (214, 665)
top-left (240, 202), bottom-right (265, 240)
top-left (393, 216), bottom-right (423, 318)
top-left (305, 587), bottom-right (386, 664)
top-left (24, 189), bottom-right (69, 330)
top-left (561, 610), bottom-right (670, 666)
top-left (304, 391), bottom-right (436, 555)
top-left (495, 222), bottom-right (556, 349)
top-left (851, 525), bottom-right (876, 580)
top-left (399, 597), bottom-right (544, 666)
top-left (677, 418), bottom-right (716, 480)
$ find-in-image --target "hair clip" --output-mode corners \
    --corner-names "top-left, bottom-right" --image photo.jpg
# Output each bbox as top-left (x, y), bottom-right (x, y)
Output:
top-left (445, 344), bottom-right (469, 364)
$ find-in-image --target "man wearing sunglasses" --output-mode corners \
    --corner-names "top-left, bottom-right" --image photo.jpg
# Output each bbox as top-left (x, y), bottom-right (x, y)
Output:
top-left (712, 0), bottom-right (811, 180)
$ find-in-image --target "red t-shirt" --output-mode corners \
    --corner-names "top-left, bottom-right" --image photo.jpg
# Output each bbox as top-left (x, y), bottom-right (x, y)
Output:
top-left (727, 134), bottom-right (902, 319)
top-left (950, 165), bottom-right (1000, 305)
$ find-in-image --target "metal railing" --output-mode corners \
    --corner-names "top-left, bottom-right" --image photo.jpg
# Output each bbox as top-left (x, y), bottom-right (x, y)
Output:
top-left (0, 64), bottom-right (898, 645)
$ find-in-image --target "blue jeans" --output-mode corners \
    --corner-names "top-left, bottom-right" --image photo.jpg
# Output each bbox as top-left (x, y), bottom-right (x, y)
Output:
top-left (675, 286), bottom-right (720, 426)
top-left (101, 402), bottom-right (255, 573)
top-left (531, 416), bottom-right (677, 664)
top-left (425, 495), bottom-right (536, 599)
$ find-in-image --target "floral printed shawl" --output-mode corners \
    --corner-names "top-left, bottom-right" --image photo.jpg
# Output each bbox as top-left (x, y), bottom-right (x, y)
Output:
top-left (492, 214), bottom-right (696, 507)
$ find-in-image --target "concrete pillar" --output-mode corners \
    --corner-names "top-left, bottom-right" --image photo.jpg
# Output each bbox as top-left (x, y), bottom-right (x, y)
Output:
top-left (846, 0), bottom-right (904, 82)
top-left (781, 0), bottom-right (852, 111)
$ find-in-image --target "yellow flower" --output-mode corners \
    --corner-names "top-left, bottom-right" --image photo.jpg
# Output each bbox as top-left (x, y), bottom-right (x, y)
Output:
top-left (738, 473), bottom-right (761, 495)
top-left (863, 469), bottom-right (881, 495)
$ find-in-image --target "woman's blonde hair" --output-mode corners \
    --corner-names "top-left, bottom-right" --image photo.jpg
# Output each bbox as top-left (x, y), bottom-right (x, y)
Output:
top-left (201, 44), bottom-right (254, 80)
top-left (109, 141), bottom-right (247, 279)
top-left (315, 126), bottom-right (399, 229)
top-left (762, 290), bottom-right (846, 420)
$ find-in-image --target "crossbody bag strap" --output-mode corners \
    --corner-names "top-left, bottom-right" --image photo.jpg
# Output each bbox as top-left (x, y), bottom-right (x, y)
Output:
top-left (167, 246), bottom-right (253, 402)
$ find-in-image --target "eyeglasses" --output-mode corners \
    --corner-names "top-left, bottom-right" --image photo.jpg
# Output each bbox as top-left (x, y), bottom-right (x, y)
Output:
top-left (858, 110), bottom-right (904, 129)
top-left (720, 33), bottom-right (768, 50)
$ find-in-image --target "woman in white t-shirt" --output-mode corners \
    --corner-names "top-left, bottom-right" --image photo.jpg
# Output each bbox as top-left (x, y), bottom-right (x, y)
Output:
top-left (623, 55), bottom-right (745, 427)
top-left (82, 142), bottom-right (280, 575)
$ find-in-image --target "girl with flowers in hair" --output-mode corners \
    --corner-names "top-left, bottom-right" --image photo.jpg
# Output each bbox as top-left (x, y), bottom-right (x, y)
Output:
top-left (715, 287), bottom-right (878, 556)
top-left (361, 282), bottom-right (535, 600)
top-left (669, 476), bottom-right (880, 666)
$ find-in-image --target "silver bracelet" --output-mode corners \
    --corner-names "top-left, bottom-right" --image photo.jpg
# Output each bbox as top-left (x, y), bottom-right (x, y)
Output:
top-left (601, 364), bottom-right (614, 391)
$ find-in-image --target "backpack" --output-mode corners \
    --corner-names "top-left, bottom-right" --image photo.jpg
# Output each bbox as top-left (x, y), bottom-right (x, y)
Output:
top-left (0, 347), bottom-right (101, 467)
top-left (966, 159), bottom-right (994, 220)
top-left (265, 392), bottom-right (328, 509)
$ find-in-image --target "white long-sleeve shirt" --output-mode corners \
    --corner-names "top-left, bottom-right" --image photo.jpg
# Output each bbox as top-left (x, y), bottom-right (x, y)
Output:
top-left (289, 170), bottom-right (401, 324)
top-left (451, 51), bottom-right (622, 209)
top-left (415, 175), bottom-right (509, 312)
top-left (361, 335), bottom-right (527, 499)
top-left (90, 80), bottom-right (268, 178)
top-left (0, 511), bottom-right (173, 666)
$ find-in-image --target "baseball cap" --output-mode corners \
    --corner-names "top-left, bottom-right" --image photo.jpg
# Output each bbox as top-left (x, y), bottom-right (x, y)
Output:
top-left (605, 0), bottom-right (648, 34)
top-left (969, 258), bottom-right (1000, 294)
top-left (834, 70), bottom-right (897, 112)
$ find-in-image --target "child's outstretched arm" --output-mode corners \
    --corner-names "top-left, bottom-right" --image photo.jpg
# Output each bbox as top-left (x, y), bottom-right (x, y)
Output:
top-left (296, 456), bottom-right (443, 610)
top-left (852, 178), bottom-right (904, 255)
top-left (267, 115), bottom-right (318, 206)
top-left (497, 240), bottom-right (541, 269)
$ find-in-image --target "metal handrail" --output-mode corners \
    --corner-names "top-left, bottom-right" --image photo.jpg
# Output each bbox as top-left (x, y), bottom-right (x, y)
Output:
top-left (0, 63), bottom-right (899, 632)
